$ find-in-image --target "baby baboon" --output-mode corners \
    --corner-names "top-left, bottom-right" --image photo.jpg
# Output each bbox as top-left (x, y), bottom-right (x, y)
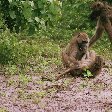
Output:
top-left (80, 50), bottom-right (104, 77)
top-left (89, 1), bottom-right (112, 47)
top-left (57, 32), bottom-right (104, 80)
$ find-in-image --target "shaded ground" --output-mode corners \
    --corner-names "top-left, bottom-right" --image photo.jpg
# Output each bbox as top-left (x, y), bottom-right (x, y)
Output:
top-left (0, 61), bottom-right (112, 112)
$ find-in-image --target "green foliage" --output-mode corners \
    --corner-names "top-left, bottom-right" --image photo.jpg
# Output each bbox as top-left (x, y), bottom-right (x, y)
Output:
top-left (0, 31), bottom-right (18, 64)
top-left (0, 30), bottom-right (33, 64)
top-left (0, 0), bottom-right (62, 33)
top-left (83, 69), bottom-right (93, 77)
top-left (92, 34), bottom-right (112, 59)
top-left (44, 0), bottom-right (95, 40)
top-left (61, 0), bottom-right (93, 30)
top-left (0, 31), bottom-right (61, 76)
top-left (19, 73), bottom-right (31, 85)
top-left (0, 0), bottom-right (111, 77)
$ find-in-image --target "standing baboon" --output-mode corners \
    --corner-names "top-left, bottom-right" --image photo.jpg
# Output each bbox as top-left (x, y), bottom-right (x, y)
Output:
top-left (89, 1), bottom-right (112, 47)
top-left (57, 32), bottom-right (104, 80)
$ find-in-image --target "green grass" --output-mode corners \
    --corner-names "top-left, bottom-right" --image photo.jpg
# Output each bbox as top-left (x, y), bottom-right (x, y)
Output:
top-left (0, 31), bottom-right (111, 78)
top-left (92, 36), bottom-right (112, 60)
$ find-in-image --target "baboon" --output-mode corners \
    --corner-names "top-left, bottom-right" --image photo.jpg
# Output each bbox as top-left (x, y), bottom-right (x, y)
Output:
top-left (61, 32), bottom-right (89, 69)
top-left (56, 32), bottom-right (103, 80)
top-left (89, 0), bottom-right (112, 47)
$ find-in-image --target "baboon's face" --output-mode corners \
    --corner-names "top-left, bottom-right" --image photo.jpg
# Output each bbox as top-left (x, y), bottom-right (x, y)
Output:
top-left (76, 33), bottom-right (89, 52)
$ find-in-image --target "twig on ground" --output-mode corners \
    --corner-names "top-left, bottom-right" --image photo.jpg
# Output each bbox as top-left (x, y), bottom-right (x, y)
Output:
top-left (56, 68), bottom-right (71, 81)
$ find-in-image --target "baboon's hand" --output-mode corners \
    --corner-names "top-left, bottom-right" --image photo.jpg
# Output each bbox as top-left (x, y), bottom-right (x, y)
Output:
top-left (69, 61), bottom-right (81, 70)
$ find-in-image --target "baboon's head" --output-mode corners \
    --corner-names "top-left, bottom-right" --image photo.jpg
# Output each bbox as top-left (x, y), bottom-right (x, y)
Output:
top-left (89, 1), bottom-right (105, 20)
top-left (76, 32), bottom-right (89, 52)
top-left (91, 1), bottom-right (104, 11)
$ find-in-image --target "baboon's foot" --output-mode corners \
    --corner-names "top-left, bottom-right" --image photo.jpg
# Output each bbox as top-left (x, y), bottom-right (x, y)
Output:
top-left (94, 56), bottom-right (104, 69)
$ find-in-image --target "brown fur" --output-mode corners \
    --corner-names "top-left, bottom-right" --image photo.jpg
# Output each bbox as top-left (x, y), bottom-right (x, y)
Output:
top-left (61, 32), bottom-right (89, 68)
top-left (89, 1), bottom-right (112, 47)
top-left (56, 32), bottom-right (104, 80)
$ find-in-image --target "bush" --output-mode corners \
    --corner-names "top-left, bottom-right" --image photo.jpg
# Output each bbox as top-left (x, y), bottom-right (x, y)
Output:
top-left (0, 31), bottom-right (61, 75)
top-left (0, 30), bottom-right (33, 64)
top-left (0, 0), bottom-right (62, 33)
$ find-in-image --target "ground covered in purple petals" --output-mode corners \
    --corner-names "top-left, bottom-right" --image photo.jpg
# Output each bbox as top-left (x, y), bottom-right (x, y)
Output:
top-left (0, 61), bottom-right (112, 112)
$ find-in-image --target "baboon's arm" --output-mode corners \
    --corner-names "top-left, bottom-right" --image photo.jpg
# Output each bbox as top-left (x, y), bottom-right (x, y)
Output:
top-left (103, 18), bottom-right (112, 44)
top-left (89, 19), bottom-right (104, 47)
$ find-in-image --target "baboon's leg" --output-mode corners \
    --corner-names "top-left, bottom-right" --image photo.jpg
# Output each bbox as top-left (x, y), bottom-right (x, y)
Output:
top-left (103, 18), bottom-right (112, 44)
top-left (89, 19), bottom-right (104, 47)
top-left (61, 51), bottom-right (70, 68)
top-left (89, 56), bottom-right (103, 77)
top-left (62, 51), bottom-right (78, 68)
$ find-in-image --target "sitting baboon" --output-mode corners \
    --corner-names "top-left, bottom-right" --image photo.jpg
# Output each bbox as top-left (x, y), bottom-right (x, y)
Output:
top-left (89, 0), bottom-right (112, 47)
top-left (61, 32), bottom-right (89, 68)
top-left (56, 32), bottom-right (103, 80)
